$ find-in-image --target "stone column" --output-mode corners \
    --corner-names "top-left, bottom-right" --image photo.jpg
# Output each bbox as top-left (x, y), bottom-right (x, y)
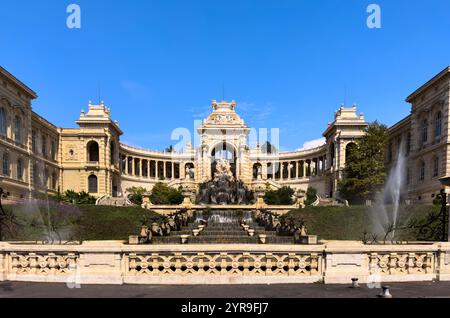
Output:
top-left (147, 160), bottom-right (150, 179)
top-left (171, 162), bottom-right (174, 180)
top-left (131, 157), bottom-right (135, 176)
top-left (156, 161), bottom-right (159, 179)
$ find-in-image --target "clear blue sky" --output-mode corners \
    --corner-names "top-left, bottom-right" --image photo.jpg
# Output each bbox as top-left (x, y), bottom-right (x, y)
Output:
top-left (1, 0), bottom-right (449, 151)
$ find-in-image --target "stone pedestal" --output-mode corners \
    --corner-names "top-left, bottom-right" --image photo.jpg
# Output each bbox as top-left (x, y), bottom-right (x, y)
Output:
top-left (78, 241), bottom-right (124, 285)
top-left (298, 235), bottom-right (318, 245)
top-left (129, 236), bottom-right (139, 245)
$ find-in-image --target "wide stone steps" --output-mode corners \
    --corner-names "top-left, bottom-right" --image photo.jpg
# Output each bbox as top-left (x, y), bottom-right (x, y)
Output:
top-left (151, 221), bottom-right (295, 245)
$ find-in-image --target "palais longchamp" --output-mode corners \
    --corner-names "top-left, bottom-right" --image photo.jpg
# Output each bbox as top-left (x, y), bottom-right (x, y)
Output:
top-left (0, 65), bottom-right (449, 205)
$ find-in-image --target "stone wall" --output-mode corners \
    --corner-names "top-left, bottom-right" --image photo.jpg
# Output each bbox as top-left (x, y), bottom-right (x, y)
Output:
top-left (2, 241), bottom-right (450, 285)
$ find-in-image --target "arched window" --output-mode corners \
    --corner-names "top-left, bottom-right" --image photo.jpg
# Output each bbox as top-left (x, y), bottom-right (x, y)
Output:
top-left (0, 107), bottom-right (6, 136)
top-left (17, 159), bottom-right (23, 180)
top-left (421, 119), bottom-right (428, 144)
top-left (435, 112), bottom-right (442, 139)
top-left (2, 153), bottom-right (9, 176)
top-left (185, 163), bottom-right (195, 180)
top-left (419, 161), bottom-right (425, 181)
top-left (88, 175), bottom-right (98, 193)
top-left (87, 141), bottom-right (99, 162)
top-left (14, 116), bottom-right (21, 143)
top-left (433, 156), bottom-right (439, 178)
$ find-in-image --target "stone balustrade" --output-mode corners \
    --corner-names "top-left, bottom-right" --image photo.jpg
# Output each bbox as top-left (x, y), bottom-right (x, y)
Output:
top-left (2, 241), bottom-right (450, 285)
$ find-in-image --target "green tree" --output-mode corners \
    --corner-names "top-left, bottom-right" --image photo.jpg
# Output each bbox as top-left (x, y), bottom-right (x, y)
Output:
top-left (127, 187), bottom-right (147, 205)
top-left (264, 186), bottom-right (294, 205)
top-left (338, 121), bottom-right (388, 203)
top-left (150, 183), bottom-right (183, 205)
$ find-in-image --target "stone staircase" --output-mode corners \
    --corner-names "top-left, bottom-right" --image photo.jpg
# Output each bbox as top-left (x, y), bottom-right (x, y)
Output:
top-left (152, 219), bottom-right (295, 245)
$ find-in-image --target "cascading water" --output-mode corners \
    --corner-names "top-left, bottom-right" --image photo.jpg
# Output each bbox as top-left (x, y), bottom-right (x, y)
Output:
top-left (371, 144), bottom-right (406, 241)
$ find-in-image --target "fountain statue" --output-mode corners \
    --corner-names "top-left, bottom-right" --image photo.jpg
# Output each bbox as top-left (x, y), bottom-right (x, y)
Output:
top-left (198, 159), bottom-right (254, 205)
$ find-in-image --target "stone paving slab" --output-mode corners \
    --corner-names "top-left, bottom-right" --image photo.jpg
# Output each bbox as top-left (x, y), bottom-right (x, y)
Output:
top-left (1, 281), bottom-right (450, 298)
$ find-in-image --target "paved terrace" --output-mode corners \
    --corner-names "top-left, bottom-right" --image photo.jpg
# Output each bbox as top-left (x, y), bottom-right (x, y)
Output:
top-left (1, 281), bottom-right (450, 298)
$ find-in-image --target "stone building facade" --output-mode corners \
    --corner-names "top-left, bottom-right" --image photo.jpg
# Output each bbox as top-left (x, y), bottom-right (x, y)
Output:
top-left (0, 65), bottom-right (449, 204)
top-left (387, 66), bottom-right (450, 204)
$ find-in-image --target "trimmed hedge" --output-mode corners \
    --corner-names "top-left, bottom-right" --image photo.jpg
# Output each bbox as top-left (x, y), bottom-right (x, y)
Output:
top-left (3, 204), bottom-right (164, 242)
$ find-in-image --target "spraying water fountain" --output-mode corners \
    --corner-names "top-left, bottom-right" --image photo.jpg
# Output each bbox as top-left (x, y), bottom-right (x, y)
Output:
top-left (371, 144), bottom-right (406, 242)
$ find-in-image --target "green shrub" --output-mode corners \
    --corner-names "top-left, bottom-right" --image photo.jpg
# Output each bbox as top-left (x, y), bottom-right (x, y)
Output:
top-left (305, 186), bottom-right (318, 206)
top-left (52, 190), bottom-right (96, 205)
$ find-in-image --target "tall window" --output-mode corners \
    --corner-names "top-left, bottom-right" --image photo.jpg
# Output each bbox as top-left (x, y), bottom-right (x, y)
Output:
top-left (435, 112), bottom-right (442, 139)
top-left (44, 169), bottom-right (49, 189)
top-left (433, 157), bottom-right (439, 177)
top-left (88, 175), bottom-right (98, 193)
top-left (33, 163), bottom-right (40, 186)
top-left (87, 141), bottom-right (99, 162)
top-left (2, 153), bottom-right (9, 176)
top-left (31, 130), bottom-right (37, 153)
top-left (17, 159), bottom-right (23, 180)
top-left (51, 141), bottom-right (56, 160)
top-left (388, 142), bottom-right (393, 162)
top-left (52, 172), bottom-right (57, 190)
top-left (42, 135), bottom-right (47, 156)
top-left (406, 167), bottom-right (411, 185)
top-left (406, 133), bottom-right (411, 155)
top-left (419, 161), bottom-right (425, 181)
top-left (14, 116), bottom-right (21, 143)
top-left (0, 108), bottom-right (6, 136)
top-left (421, 120), bottom-right (428, 145)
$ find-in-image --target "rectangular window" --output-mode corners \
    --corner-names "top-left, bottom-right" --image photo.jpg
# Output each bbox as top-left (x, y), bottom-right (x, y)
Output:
top-left (434, 157), bottom-right (439, 177)
top-left (32, 130), bottom-right (37, 153)
top-left (420, 163), bottom-right (425, 181)
top-left (51, 141), bottom-right (56, 160)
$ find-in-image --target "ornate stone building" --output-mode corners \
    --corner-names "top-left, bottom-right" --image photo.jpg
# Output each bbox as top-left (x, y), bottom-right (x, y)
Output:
top-left (0, 65), bottom-right (449, 204)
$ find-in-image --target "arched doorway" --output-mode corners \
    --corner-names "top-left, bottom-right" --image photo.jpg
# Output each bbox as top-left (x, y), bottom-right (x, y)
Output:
top-left (210, 142), bottom-right (237, 179)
